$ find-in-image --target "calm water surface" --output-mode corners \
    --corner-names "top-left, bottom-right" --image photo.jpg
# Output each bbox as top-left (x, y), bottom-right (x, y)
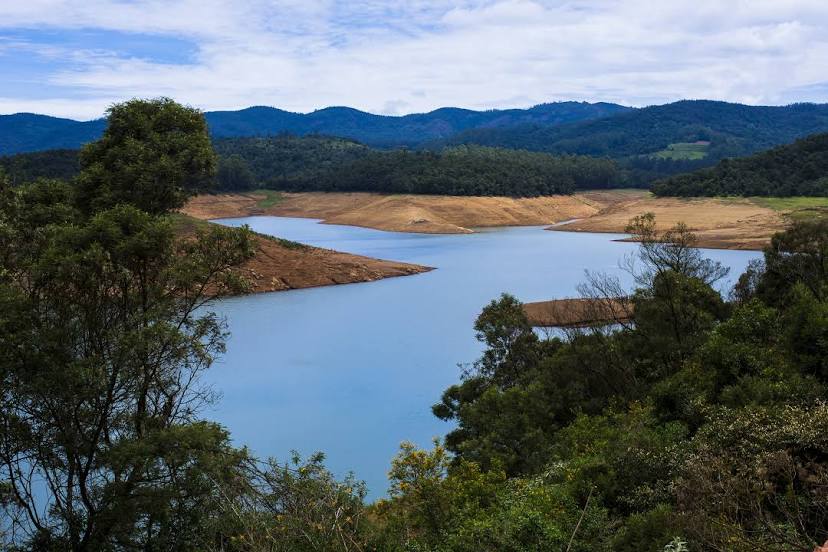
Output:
top-left (207, 216), bottom-right (760, 497)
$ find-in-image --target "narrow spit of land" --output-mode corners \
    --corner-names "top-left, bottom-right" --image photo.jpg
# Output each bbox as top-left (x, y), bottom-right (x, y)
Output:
top-left (172, 214), bottom-right (430, 294)
top-left (523, 298), bottom-right (634, 328)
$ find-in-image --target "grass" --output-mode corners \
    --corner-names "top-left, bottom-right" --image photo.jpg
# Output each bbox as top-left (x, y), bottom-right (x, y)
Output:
top-left (751, 197), bottom-right (828, 211)
top-left (167, 212), bottom-right (210, 234)
top-left (253, 231), bottom-right (308, 250)
top-left (651, 142), bottom-right (709, 160)
top-left (751, 196), bottom-right (828, 222)
top-left (170, 212), bottom-right (309, 249)
top-left (251, 189), bottom-right (284, 209)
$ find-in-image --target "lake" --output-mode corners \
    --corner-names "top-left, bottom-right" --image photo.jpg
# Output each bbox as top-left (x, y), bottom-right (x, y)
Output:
top-left (207, 216), bottom-right (761, 498)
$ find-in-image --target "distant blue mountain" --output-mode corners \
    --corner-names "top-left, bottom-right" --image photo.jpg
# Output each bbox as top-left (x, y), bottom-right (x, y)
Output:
top-left (0, 101), bottom-right (630, 155)
top-left (0, 114), bottom-right (107, 156)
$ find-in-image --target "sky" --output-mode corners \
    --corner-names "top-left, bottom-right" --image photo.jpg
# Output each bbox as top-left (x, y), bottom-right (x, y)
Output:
top-left (1, 0), bottom-right (828, 120)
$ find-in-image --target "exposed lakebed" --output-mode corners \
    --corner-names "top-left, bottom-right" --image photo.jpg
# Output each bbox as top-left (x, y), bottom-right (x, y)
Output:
top-left (208, 216), bottom-right (761, 498)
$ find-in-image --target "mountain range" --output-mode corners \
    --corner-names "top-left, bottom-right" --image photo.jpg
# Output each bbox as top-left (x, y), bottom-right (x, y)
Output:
top-left (4, 99), bottom-right (828, 189)
top-left (437, 100), bottom-right (828, 159)
top-left (0, 101), bottom-right (629, 155)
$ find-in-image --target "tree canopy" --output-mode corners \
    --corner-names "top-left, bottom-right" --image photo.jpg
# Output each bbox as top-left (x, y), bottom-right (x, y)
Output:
top-left (652, 132), bottom-right (828, 197)
top-left (76, 98), bottom-right (217, 215)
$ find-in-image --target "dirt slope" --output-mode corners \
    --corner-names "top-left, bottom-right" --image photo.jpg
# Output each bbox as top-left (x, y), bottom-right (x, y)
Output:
top-left (549, 193), bottom-right (785, 250)
top-left (173, 214), bottom-right (430, 294)
top-left (182, 191), bottom-right (610, 233)
top-left (523, 298), bottom-right (633, 327)
top-left (183, 190), bottom-right (788, 250)
top-left (239, 234), bottom-right (430, 293)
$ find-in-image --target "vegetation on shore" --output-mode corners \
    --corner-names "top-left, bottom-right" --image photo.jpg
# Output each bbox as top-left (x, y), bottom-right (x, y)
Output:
top-left (653, 132), bottom-right (828, 197)
top-left (2, 98), bottom-right (828, 551)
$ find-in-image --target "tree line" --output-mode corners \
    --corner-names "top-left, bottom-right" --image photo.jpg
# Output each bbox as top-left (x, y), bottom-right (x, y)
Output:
top-left (652, 131), bottom-right (828, 197)
top-left (215, 136), bottom-right (624, 196)
top-left (2, 136), bottom-right (626, 197)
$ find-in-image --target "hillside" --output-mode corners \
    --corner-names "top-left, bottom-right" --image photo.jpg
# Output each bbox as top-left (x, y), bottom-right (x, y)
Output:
top-left (216, 138), bottom-right (621, 196)
top-left (441, 100), bottom-right (828, 161)
top-left (182, 191), bottom-right (608, 234)
top-left (0, 114), bottom-right (106, 156)
top-left (652, 132), bottom-right (828, 197)
top-left (2, 136), bottom-right (625, 196)
top-left (0, 148), bottom-right (80, 185)
top-left (0, 101), bottom-right (628, 155)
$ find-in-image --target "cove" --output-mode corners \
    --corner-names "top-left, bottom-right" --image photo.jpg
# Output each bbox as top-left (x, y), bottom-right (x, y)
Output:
top-left (207, 216), bottom-right (761, 498)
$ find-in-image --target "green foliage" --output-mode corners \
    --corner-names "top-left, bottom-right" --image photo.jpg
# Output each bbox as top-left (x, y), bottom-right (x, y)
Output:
top-left (0, 99), bottom-right (256, 551)
top-left (0, 102), bottom-right (628, 155)
top-left (371, 441), bottom-right (611, 552)
top-left (217, 154), bottom-right (256, 191)
top-left (653, 132), bottom-right (828, 197)
top-left (652, 142), bottom-right (709, 160)
top-left (446, 100), bottom-right (828, 160)
top-left (214, 135), bottom-right (623, 196)
top-left (420, 215), bottom-right (828, 550)
top-left (210, 452), bottom-right (369, 552)
top-left (0, 148), bottom-right (80, 184)
top-left (76, 97), bottom-right (217, 215)
top-left (675, 404), bottom-right (828, 549)
top-left (5, 97), bottom-right (828, 552)
top-left (758, 219), bottom-right (828, 303)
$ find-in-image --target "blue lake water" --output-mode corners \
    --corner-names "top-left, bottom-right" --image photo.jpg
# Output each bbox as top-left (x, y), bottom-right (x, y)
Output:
top-left (207, 216), bottom-right (761, 498)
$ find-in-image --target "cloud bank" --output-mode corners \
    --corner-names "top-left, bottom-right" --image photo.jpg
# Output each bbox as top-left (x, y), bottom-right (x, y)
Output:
top-left (1, 0), bottom-right (828, 119)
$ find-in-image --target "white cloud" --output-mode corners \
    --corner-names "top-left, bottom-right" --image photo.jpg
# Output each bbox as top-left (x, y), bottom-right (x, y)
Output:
top-left (1, 0), bottom-right (828, 119)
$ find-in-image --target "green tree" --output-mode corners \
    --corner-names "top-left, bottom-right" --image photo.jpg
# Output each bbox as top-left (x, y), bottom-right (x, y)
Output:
top-left (675, 405), bottom-right (828, 550)
top-left (76, 98), bottom-right (216, 215)
top-left (217, 155), bottom-right (255, 191)
top-left (758, 219), bottom-right (828, 304)
top-left (0, 99), bottom-right (255, 551)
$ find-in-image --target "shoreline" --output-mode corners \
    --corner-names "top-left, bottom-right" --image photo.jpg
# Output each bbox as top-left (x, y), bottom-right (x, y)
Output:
top-left (184, 190), bottom-right (789, 251)
top-left (180, 189), bottom-right (795, 297)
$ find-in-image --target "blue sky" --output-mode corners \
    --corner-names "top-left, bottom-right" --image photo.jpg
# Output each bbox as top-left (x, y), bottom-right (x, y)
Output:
top-left (1, 0), bottom-right (828, 120)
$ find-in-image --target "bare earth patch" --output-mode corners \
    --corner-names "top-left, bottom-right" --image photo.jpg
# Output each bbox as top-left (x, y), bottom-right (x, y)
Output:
top-left (182, 191), bottom-right (610, 234)
top-left (173, 212), bottom-right (430, 295)
top-left (549, 192), bottom-right (786, 250)
top-left (524, 298), bottom-right (634, 328)
top-left (182, 189), bottom-right (792, 251)
top-left (239, 234), bottom-right (430, 293)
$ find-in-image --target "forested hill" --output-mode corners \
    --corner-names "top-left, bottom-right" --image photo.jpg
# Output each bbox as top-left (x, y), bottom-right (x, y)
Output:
top-left (652, 132), bottom-right (828, 197)
top-left (0, 114), bottom-right (107, 156)
top-left (207, 102), bottom-right (628, 147)
top-left (1, 135), bottom-right (624, 196)
top-left (439, 100), bottom-right (828, 160)
top-left (0, 101), bottom-right (628, 155)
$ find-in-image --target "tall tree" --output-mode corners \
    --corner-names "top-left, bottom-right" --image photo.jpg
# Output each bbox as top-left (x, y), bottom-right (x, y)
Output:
top-left (0, 100), bottom-right (255, 551)
top-left (76, 98), bottom-right (216, 215)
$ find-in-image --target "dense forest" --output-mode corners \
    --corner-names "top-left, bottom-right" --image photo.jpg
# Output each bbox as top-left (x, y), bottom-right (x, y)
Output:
top-left (441, 100), bottom-right (828, 158)
top-left (652, 132), bottom-right (828, 197)
top-left (0, 148), bottom-right (80, 185)
top-left (3, 98), bottom-right (828, 551)
top-left (215, 136), bottom-right (623, 195)
top-left (212, 134), bottom-right (371, 190)
top-left (5, 100), bottom-right (828, 189)
top-left (2, 136), bottom-right (626, 197)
